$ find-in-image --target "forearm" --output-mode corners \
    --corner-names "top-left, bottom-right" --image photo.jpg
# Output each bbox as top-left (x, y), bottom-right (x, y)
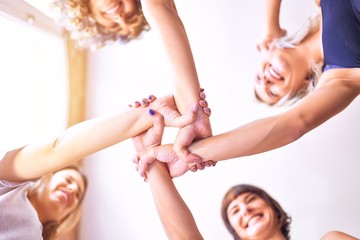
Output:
top-left (188, 114), bottom-right (303, 162)
top-left (147, 161), bottom-right (203, 240)
top-left (189, 69), bottom-right (360, 162)
top-left (142, 0), bottom-right (201, 113)
top-left (263, 0), bottom-right (282, 33)
top-left (3, 107), bottom-right (152, 181)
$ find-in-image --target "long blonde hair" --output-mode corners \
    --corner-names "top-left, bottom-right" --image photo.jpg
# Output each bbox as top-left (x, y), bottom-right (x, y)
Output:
top-left (263, 13), bottom-right (323, 107)
top-left (27, 165), bottom-right (88, 240)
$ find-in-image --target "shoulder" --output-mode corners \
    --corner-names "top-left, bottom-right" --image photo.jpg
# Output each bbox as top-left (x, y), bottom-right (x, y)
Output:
top-left (317, 68), bottom-right (360, 94)
top-left (321, 231), bottom-right (359, 240)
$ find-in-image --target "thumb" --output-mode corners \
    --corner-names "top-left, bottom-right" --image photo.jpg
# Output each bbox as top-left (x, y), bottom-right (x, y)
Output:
top-left (172, 103), bottom-right (199, 128)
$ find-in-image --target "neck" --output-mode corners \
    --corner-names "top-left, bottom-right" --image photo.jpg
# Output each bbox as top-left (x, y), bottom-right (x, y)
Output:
top-left (28, 191), bottom-right (47, 224)
top-left (267, 231), bottom-right (287, 240)
top-left (298, 25), bottom-right (323, 64)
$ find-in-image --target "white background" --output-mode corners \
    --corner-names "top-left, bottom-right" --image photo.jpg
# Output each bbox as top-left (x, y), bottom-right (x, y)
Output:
top-left (79, 1), bottom-right (360, 239)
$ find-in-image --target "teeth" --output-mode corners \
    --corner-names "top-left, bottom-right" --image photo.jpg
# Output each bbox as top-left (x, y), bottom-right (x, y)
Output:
top-left (248, 215), bottom-right (261, 227)
top-left (105, 4), bottom-right (120, 15)
top-left (269, 66), bottom-right (281, 79)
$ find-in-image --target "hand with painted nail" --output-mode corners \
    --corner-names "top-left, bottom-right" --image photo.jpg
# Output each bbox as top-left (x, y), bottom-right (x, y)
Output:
top-left (132, 109), bottom-right (165, 178)
top-left (137, 143), bottom-right (216, 178)
top-left (131, 110), bottom-right (191, 178)
top-left (130, 94), bottom-right (198, 128)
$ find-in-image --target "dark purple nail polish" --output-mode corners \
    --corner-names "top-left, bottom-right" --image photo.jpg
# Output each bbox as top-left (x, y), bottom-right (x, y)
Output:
top-left (148, 109), bottom-right (155, 116)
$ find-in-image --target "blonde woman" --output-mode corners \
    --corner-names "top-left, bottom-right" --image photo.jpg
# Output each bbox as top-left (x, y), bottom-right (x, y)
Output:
top-left (0, 94), bottom-right (207, 239)
top-left (50, 0), bottom-right (212, 162)
top-left (255, 1), bottom-right (323, 106)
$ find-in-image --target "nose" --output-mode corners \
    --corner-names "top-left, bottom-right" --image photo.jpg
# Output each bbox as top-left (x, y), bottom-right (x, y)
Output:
top-left (240, 204), bottom-right (252, 217)
top-left (257, 73), bottom-right (274, 85)
top-left (67, 182), bottom-right (79, 195)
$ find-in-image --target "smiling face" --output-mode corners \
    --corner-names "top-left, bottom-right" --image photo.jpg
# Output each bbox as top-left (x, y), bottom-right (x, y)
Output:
top-left (40, 168), bottom-right (86, 223)
top-left (227, 192), bottom-right (279, 239)
top-left (254, 47), bottom-right (310, 105)
top-left (88, 0), bottom-right (139, 33)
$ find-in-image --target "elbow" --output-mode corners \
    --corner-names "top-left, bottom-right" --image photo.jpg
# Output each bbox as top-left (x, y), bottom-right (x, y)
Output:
top-left (289, 113), bottom-right (311, 141)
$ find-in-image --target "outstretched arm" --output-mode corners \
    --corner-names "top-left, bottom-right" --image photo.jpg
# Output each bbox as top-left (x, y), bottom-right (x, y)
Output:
top-left (187, 68), bottom-right (360, 163)
top-left (131, 110), bottom-right (203, 240)
top-left (141, 0), bottom-right (201, 112)
top-left (0, 95), bottom-right (196, 182)
top-left (256, 0), bottom-right (286, 52)
top-left (146, 161), bottom-right (203, 240)
top-left (140, 0), bottom-right (212, 160)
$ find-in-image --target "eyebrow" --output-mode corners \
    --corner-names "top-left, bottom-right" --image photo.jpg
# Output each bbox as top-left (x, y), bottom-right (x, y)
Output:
top-left (227, 193), bottom-right (252, 213)
top-left (244, 193), bottom-right (254, 202)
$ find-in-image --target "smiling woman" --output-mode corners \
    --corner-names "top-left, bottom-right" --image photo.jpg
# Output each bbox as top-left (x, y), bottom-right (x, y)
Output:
top-left (221, 184), bottom-right (291, 240)
top-left (0, 1), bottom-right (88, 239)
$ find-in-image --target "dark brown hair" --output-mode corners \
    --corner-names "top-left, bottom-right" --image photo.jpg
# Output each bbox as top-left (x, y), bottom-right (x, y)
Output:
top-left (221, 184), bottom-right (291, 240)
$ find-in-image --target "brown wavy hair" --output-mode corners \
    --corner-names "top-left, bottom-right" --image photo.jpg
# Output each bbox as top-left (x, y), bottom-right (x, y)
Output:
top-left (50, 0), bottom-right (150, 50)
top-left (221, 184), bottom-right (291, 240)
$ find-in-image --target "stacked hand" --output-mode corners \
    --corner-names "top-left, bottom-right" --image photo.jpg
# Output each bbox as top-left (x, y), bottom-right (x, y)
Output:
top-left (130, 91), bottom-right (215, 179)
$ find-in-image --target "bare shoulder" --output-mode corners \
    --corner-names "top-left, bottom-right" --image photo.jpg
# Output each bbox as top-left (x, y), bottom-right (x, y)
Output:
top-left (321, 231), bottom-right (359, 240)
top-left (140, 0), bottom-right (177, 21)
top-left (317, 68), bottom-right (360, 94)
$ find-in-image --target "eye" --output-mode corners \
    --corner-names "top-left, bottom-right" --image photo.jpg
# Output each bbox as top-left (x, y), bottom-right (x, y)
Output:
top-left (65, 177), bottom-right (71, 184)
top-left (247, 194), bottom-right (258, 204)
top-left (269, 89), bottom-right (278, 97)
top-left (230, 208), bottom-right (239, 216)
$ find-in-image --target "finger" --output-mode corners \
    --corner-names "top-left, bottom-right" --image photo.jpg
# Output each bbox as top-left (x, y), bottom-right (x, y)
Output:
top-left (199, 99), bottom-right (208, 108)
top-left (173, 141), bottom-right (202, 165)
top-left (139, 155), bottom-right (155, 178)
top-left (203, 107), bottom-right (211, 117)
top-left (132, 101), bottom-right (141, 108)
top-left (170, 103), bottom-right (199, 128)
top-left (190, 165), bottom-right (198, 172)
top-left (148, 109), bottom-right (165, 138)
top-left (204, 161), bottom-right (213, 167)
top-left (132, 154), bottom-right (140, 163)
top-left (132, 133), bottom-right (145, 155)
top-left (196, 162), bottom-right (205, 170)
top-left (141, 98), bottom-right (149, 107)
top-left (147, 95), bottom-right (157, 103)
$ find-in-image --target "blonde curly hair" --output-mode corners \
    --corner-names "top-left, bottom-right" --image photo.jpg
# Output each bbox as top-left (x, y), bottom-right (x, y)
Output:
top-left (50, 0), bottom-right (150, 50)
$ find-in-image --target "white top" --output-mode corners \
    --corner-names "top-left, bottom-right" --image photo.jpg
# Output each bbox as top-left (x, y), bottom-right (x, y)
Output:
top-left (0, 148), bottom-right (43, 240)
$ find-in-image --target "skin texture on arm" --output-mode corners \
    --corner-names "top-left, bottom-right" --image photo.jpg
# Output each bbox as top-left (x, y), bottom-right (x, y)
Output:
top-left (140, 0), bottom-right (212, 161)
top-left (0, 95), bottom-right (196, 182)
top-left (186, 68), bottom-right (360, 163)
top-left (141, 0), bottom-right (201, 112)
top-left (257, 0), bottom-right (287, 51)
top-left (132, 110), bottom-right (203, 240)
top-left (320, 231), bottom-right (359, 240)
top-left (146, 162), bottom-right (204, 240)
